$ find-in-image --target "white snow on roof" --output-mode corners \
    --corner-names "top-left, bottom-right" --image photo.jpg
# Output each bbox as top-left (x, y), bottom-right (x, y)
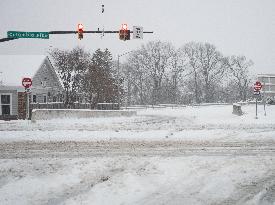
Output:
top-left (258, 74), bottom-right (275, 77)
top-left (0, 55), bottom-right (45, 86)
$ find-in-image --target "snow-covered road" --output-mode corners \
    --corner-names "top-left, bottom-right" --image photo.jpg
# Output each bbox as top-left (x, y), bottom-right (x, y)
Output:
top-left (1, 140), bottom-right (275, 159)
top-left (0, 104), bottom-right (275, 204)
top-left (0, 156), bottom-right (274, 205)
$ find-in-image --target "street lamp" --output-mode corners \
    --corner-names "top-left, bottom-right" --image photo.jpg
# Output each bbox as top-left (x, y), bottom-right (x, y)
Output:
top-left (117, 50), bottom-right (133, 109)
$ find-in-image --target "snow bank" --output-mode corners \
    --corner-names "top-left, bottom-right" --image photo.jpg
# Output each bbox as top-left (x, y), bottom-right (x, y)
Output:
top-left (31, 109), bottom-right (137, 122)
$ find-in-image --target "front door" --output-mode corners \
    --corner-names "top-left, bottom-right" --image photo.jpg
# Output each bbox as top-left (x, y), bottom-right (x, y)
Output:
top-left (1, 94), bottom-right (11, 115)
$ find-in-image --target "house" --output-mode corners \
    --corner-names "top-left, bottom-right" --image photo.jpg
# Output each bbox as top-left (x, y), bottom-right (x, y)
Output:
top-left (258, 74), bottom-right (275, 99)
top-left (0, 55), bottom-right (63, 120)
top-left (31, 56), bottom-right (63, 103)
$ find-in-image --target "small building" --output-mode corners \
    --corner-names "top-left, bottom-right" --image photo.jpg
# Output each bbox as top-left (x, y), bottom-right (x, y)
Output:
top-left (258, 74), bottom-right (275, 99)
top-left (0, 55), bottom-right (63, 120)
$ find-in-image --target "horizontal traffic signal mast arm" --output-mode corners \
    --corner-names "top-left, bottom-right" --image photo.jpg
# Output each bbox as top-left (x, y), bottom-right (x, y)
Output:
top-left (49, 30), bottom-right (153, 34)
top-left (0, 30), bottom-right (153, 43)
top-left (0, 37), bottom-right (17, 43)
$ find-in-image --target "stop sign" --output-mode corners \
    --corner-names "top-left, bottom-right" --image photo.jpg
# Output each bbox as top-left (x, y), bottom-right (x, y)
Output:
top-left (254, 81), bottom-right (262, 91)
top-left (22, 77), bottom-right (32, 88)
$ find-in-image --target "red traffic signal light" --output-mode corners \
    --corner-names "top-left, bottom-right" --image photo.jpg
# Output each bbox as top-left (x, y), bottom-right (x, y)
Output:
top-left (78, 23), bottom-right (84, 32)
top-left (121, 24), bottom-right (128, 30)
top-left (77, 23), bottom-right (84, 40)
top-left (119, 24), bottom-right (130, 41)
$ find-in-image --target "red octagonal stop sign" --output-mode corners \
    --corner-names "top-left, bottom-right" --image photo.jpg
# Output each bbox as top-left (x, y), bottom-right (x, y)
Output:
top-left (22, 77), bottom-right (32, 88)
top-left (254, 81), bottom-right (262, 91)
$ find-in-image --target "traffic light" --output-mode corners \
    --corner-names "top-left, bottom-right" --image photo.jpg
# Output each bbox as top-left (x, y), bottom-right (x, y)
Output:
top-left (125, 30), bottom-right (130, 40)
top-left (77, 23), bottom-right (84, 40)
top-left (119, 24), bottom-right (130, 41)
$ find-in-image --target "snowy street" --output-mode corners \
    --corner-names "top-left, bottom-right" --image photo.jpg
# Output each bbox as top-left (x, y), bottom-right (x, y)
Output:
top-left (1, 0), bottom-right (274, 204)
top-left (0, 104), bottom-right (275, 204)
top-left (1, 140), bottom-right (275, 158)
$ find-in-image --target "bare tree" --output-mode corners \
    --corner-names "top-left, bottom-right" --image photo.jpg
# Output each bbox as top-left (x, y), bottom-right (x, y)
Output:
top-left (182, 42), bottom-right (201, 103)
top-left (196, 43), bottom-right (226, 102)
top-left (167, 48), bottom-right (188, 103)
top-left (125, 50), bottom-right (151, 105)
top-left (122, 41), bottom-right (254, 105)
top-left (127, 41), bottom-right (174, 104)
top-left (50, 47), bottom-right (90, 106)
top-left (225, 55), bottom-right (253, 101)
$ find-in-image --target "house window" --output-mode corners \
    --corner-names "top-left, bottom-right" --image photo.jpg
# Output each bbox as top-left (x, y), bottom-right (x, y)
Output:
top-left (41, 81), bottom-right (47, 87)
top-left (1, 94), bottom-right (12, 115)
top-left (43, 95), bottom-right (47, 103)
top-left (32, 95), bottom-right (37, 103)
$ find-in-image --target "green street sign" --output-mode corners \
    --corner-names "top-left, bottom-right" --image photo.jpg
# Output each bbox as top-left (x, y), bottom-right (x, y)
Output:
top-left (7, 31), bottom-right (49, 39)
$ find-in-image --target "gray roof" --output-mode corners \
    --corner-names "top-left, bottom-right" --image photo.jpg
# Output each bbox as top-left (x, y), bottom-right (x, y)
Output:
top-left (0, 85), bottom-right (25, 92)
top-left (0, 55), bottom-right (46, 86)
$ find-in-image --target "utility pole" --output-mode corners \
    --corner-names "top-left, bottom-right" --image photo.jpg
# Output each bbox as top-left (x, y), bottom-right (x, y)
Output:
top-left (0, 72), bottom-right (3, 85)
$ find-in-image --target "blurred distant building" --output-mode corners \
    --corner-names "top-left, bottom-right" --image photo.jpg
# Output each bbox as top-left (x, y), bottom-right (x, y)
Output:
top-left (258, 74), bottom-right (275, 99)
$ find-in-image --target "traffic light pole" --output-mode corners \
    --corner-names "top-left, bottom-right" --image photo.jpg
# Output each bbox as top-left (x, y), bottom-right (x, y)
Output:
top-left (49, 31), bottom-right (153, 34)
top-left (0, 30), bottom-right (153, 42)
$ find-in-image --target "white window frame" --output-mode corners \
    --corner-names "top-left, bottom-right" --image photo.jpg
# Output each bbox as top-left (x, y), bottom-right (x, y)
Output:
top-left (0, 93), bottom-right (12, 115)
top-left (41, 81), bottom-right (47, 87)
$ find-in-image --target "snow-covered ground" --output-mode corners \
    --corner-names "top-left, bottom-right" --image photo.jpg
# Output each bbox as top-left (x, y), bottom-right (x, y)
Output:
top-left (0, 104), bottom-right (275, 205)
top-left (0, 104), bottom-right (274, 142)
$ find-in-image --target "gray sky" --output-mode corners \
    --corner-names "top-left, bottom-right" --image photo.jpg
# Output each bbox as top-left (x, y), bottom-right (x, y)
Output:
top-left (0, 0), bottom-right (275, 82)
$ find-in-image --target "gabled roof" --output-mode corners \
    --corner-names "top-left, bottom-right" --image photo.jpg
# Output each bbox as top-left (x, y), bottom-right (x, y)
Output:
top-left (0, 85), bottom-right (25, 92)
top-left (0, 55), bottom-right (45, 86)
top-left (32, 56), bottom-right (63, 89)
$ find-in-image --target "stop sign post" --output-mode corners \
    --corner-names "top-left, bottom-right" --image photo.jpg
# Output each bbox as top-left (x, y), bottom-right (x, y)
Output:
top-left (253, 81), bottom-right (262, 119)
top-left (22, 78), bottom-right (32, 120)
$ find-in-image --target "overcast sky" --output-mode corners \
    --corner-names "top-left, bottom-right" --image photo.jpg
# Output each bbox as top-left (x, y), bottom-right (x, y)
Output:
top-left (0, 0), bottom-right (275, 82)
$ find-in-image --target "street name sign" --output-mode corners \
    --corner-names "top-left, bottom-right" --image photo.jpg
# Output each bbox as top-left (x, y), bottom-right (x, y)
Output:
top-left (253, 90), bottom-right (260, 95)
top-left (7, 31), bottom-right (49, 39)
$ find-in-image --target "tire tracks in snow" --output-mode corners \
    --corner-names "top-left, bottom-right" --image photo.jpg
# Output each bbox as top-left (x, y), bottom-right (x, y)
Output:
top-left (220, 172), bottom-right (275, 205)
top-left (1, 140), bottom-right (275, 159)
